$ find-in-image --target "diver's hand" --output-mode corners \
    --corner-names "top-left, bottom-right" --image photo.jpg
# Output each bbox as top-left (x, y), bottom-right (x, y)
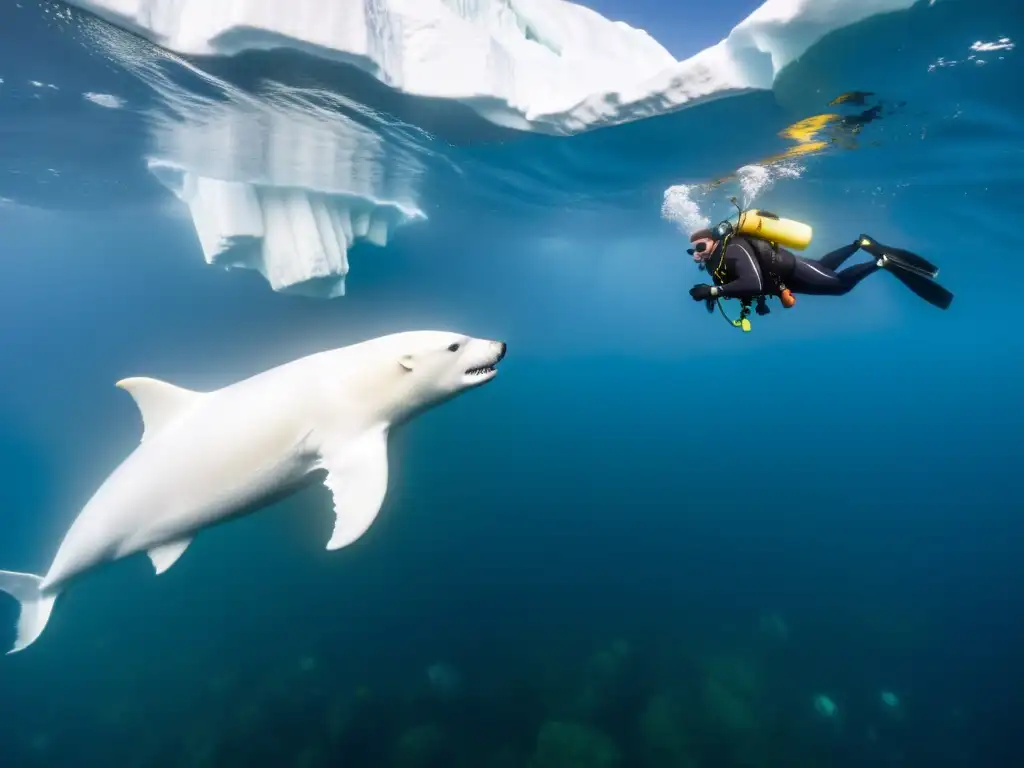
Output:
top-left (689, 283), bottom-right (714, 301)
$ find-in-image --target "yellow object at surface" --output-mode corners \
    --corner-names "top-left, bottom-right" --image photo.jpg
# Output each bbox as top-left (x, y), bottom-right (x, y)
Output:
top-left (735, 210), bottom-right (813, 250)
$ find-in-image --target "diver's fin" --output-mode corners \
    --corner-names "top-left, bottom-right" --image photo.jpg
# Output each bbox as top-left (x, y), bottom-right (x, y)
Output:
top-left (886, 267), bottom-right (954, 310)
top-left (116, 377), bottom-right (204, 442)
top-left (0, 570), bottom-right (57, 654)
top-left (884, 249), bottom-right (940, 279)
top-left (858, 235), bottom-right (939, 279)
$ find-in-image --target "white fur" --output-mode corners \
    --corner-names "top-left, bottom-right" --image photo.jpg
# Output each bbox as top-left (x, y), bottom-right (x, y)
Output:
top-left (0, 330), bottom-right (506, 654)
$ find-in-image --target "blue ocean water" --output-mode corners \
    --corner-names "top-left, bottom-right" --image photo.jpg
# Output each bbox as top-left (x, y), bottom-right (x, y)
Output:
top-left (0, 0), bottom-right (1021, 766)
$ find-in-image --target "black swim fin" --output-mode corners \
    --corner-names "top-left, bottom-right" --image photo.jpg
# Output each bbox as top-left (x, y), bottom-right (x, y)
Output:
top-left (858, 234), bottom-right (939, 279)
top-left (886, 265), bottom-right (954, 310)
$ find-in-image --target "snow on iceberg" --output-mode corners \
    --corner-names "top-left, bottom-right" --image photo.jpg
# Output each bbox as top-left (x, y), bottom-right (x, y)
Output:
top-left (65, 0), bottom-right (929, 135)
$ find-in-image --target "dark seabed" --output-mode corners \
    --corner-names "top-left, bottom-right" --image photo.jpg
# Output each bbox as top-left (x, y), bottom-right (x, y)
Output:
top-left (0, 0), bottom-right (1022, 766)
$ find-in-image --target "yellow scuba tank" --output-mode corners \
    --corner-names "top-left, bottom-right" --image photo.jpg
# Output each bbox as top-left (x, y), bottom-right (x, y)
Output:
top-left (735, 209), bottom-right (813, 251)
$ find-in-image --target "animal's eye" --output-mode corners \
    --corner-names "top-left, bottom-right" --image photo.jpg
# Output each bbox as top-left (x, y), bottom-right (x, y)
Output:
top-left (447, 343), bottom-right (460, 352)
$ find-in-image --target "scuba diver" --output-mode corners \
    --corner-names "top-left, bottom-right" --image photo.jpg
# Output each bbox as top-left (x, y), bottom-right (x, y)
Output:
top-left (686, 209), bottom-right (953, 326)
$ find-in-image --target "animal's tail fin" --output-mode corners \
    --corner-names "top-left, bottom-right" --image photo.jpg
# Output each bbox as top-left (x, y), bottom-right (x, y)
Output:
top-left (0, 571), bottom-right (56, 654)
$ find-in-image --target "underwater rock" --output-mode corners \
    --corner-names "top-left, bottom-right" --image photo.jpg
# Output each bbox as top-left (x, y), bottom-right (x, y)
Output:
top-left (391, 723), bottom-right (451, 768)
top-left (880, 689), bottom-right (905, 720)
top-left (572, 640), bottom-right (633, 723)
top-left (704, 676), bottom-right (758, 736)
top-left (326, 697), bottom-right (354, 745)
top-left (529, 720), bottom-right (621, 768)
top-left (485, 746), bottom-right (525, 768)
top-left (181, 729), bottom-right (221, 768)
top-left (637, 693), bottom-right (699, 768)
top-left (426, 661), bottom-right (463, 698)
top-left (327, 685), bottom-right (398, 764)
top-left (291, 743), bottom-right (327, 768)
top-left (813, 694), bottom-right (838, 719)
top-left (702, 652), bottom-right (762, 735)
top-left (809, 693), bottom-right (846, 742)
top-left (696, 650), bottom-right (774, 767)
top-left (758, 612), bottom-right (789, 643)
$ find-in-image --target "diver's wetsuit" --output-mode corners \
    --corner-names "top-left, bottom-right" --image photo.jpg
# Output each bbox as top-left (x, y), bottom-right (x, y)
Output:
top-left (707, 237), bottom-right (878, 299)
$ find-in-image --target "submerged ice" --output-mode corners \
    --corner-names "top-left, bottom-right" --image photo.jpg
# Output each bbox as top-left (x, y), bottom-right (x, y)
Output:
top-left (80, 16), bottom-right (427, 297)
top-left (144, 90), bottom-right (426, 298)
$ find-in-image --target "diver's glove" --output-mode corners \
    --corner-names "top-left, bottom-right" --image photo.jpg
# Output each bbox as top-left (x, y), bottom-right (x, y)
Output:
top-left (689, 283), bottom-right (715, 301)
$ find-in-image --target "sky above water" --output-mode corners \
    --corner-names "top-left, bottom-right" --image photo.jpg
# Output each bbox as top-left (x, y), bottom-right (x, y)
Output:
top-left (579, 0), bottom-right (765, 58)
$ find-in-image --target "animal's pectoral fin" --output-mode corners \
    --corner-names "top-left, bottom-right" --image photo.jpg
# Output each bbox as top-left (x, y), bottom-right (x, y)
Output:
top-left (319, 428), bottom-right (390, 551)
top-left (116, 377), bottom-right (204, 442)
top-left (147, 537), bottom-right (193, 575)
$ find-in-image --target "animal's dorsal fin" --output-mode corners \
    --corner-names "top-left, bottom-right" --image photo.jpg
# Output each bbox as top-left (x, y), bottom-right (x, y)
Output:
top-left (115, 376), bottom-right (203, 441)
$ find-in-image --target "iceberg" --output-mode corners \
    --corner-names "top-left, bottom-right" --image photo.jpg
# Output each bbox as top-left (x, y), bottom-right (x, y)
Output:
top-left (64, 0), bottom-right (930, 136)
top-left (63, 0), bottom-right (946, 295)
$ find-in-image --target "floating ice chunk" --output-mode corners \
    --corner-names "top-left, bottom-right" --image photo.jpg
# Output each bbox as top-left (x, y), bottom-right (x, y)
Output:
top-left (426, 662), bottom-right (462, 697)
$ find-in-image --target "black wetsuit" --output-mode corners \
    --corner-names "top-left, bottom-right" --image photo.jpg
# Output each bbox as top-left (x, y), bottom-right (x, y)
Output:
top-left (706, 236), bottom-right (879, 299)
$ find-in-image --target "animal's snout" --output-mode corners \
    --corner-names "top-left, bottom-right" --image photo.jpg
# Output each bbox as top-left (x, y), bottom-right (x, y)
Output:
top-left (495, 342), bottom-right (507, 362)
